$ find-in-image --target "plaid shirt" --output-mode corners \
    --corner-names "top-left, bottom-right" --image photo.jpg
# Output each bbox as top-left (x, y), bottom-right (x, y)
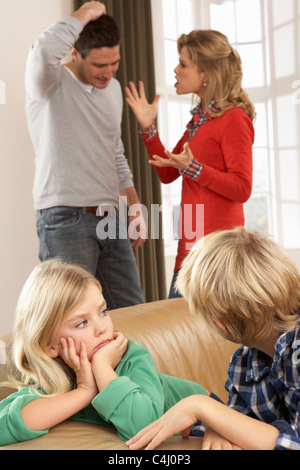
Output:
top-left (140, 102), bottom-right (219, 180)
top-left (225, 316), bottom-right (300, 450)
top-left (192, 315), bottom-right (300, 450)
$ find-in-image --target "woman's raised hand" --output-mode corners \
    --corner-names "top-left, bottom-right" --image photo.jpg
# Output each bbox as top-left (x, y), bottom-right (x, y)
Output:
top-left (125, 81), bottom-right (160, 130)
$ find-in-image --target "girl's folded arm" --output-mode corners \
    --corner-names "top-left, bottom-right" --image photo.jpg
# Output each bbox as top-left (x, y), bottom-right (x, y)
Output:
top-left (20, 387), bottom-right (95, 431)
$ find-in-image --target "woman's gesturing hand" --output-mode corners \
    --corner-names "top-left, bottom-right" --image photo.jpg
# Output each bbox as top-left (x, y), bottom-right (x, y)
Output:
top-left (125, 81), bottom-right (160, 130)
top-left (150, 142), bottom-right (194, 171)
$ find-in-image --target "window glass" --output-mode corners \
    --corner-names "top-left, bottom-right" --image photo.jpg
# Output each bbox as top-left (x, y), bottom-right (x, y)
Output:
top-left (279, 150), bottom-right (300, 201)
top-left (253, 103), bottom-right (268, 148)
top-left (164, 39), bottom-right (178, 86)
top-left (281, 202), bottom-right (300, 248)
top-left (245, 195), bottom-right (270, 233)
top-left (177, 0), bottom-right (193, 34)
top-left (210, 1), bottom-right (236, 44)
top-left (252, 148), bottom-right (269, 193)
top-left (236, 0), bottom-right (262, 43)
top-left (274, 23), bottom-right (295, 78)
top-left (276, 94), bottom-right (298, 148)
top-left (162, 0), bottom-right (178, 39)
top-left (272, 0), bottom-right (294, 27)
top-left (238, 44), bottom-right (265, 88)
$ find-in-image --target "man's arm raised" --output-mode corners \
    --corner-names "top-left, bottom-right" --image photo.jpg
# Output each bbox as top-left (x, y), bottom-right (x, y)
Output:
top-left (71, 1), bottom-right (106, 27)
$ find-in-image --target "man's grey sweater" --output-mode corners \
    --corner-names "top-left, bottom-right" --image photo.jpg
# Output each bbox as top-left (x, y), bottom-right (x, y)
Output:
top-left (25, 17), bottom-right (133, 210)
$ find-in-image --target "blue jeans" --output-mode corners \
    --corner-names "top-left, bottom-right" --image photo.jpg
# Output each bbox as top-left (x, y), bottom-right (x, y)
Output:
top-left (168, 271), bottom-right (183, 299)
top-left (36, 207), bottom-right (145, 310)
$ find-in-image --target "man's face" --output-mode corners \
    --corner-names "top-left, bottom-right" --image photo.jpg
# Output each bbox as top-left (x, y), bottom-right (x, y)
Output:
top-left (72, 46), bottom-right (121, 89)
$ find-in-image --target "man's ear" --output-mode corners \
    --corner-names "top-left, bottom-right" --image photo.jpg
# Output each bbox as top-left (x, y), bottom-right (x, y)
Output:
top-left (70, 46), bottom-right (80, 62)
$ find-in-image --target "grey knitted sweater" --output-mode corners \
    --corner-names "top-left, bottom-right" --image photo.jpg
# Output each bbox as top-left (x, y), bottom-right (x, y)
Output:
top-left (25, 16), bottom-right (133, 210)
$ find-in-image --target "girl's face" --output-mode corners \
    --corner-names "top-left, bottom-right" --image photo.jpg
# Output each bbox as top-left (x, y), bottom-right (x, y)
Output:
top-left (48, 282), bottom-right (115, 361)
top-left (174, 46), bottom-right (206, 97)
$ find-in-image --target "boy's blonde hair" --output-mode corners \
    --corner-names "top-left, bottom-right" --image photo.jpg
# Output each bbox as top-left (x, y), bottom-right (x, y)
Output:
top-left (178, 30), bottom-right (256, 121)
top-left (11, 259), bottom-right (101, 396)
top-left (176, 228), bottom-right (300, 345)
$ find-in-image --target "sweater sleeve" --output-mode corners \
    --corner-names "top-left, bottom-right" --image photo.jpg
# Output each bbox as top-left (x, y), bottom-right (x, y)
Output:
top-left (91, 343), bottom-right (165, 441)
top-left (198, 109), bottom-right (254, 203)
top-left (0, 389), bottom-right (49, 446)
top-left (113, 82), bottom-right (134, 192)
top-left (25, 17), bottom-right (83, 100)
top-left (141, 130), bottom-right (185, 184)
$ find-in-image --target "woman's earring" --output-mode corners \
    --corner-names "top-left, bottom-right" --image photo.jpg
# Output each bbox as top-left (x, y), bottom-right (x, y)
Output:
top-left (203, 80), bottom-right (207, 87)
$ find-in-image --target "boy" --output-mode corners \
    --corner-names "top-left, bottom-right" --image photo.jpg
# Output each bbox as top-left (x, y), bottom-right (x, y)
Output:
top-left (126, 227), bottom-right (300, 450)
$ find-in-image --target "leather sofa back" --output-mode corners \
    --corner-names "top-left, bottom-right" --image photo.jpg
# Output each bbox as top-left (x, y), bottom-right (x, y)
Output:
top-left (0, 298), bottom-right (237, 403)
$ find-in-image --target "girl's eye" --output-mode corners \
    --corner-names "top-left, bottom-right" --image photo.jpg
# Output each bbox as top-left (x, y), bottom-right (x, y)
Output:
top-left (99, 309), bottom-right (108, 317)
top-left (76, 320), bottom-right (87, 329)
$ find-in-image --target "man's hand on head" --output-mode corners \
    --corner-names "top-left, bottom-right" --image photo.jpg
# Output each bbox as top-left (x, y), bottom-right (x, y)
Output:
top-left (72, 1), bottom-right (106, 27)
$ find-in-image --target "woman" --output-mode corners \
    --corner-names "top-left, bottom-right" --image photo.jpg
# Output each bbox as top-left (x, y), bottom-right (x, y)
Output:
top-left (125, 29), bottom-right (255, 297)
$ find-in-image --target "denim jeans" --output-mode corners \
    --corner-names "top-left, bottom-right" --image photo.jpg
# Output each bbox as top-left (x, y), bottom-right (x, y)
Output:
top-left (168, 271), bottom-right (183, 299)
top-left (36, 207), bottom-right (145, 310)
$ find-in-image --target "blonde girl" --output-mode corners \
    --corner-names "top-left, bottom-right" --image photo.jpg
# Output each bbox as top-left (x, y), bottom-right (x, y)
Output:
top-left (0, 259), bottom-right (206, 446)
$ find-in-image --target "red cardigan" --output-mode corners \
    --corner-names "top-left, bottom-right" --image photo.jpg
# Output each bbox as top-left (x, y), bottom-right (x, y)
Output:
top-left (142, 107), bottom-right (255, 272)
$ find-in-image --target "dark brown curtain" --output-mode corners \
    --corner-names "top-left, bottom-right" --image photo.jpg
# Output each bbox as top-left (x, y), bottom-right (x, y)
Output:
top-left (73, 0), bottom-right (167, 301)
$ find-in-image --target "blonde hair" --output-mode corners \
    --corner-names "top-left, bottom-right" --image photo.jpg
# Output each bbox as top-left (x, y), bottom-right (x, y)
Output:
top-left (176, 228), bottom-right (300, 345)
top-left (178, 30), bottom-right (256, 121)
top-left (11, 259), bottom-right (101, 396)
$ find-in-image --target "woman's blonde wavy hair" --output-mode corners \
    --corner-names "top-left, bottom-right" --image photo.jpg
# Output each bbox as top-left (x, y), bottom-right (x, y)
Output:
top-left (178, 29), bottom-right (256, 121)
top-left (176, 228), bottom-right (300, 346)
top-left (9, 259), bottom-right (101, 396)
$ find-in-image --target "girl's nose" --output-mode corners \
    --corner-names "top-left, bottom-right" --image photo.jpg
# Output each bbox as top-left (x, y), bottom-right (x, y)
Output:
top-left (95, 321), bottom-right (106, 336)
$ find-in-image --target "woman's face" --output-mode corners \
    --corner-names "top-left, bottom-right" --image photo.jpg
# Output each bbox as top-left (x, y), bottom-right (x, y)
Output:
top-left (174, 46), bottom-right (206, 97)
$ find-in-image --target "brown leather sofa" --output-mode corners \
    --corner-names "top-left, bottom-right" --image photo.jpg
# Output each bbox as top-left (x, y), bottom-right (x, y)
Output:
top-left (0, 298), bottom-right (237, 450)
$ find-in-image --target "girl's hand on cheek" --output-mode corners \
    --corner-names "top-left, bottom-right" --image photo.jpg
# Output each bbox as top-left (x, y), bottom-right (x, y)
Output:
top-left (59, 337), bottom-right (98, 399)
top-left (91, 332), bottom-right (128, 371)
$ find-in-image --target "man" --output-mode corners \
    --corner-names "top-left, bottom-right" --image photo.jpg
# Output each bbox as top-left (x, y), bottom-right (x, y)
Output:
top-left (25, 1), bottom-right (145, 309)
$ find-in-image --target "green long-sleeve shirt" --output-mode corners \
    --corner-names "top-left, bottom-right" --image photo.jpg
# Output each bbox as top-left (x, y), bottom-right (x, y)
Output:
top-left (0, 341), bottom-right (206, 446)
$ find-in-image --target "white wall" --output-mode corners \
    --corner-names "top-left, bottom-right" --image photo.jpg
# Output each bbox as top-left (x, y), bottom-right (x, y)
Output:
top-left (0, 0), bottom-right (73, 334)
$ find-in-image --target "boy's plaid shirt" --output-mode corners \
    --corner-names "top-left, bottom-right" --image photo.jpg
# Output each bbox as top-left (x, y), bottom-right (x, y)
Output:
top-left (192, 315), bottom-right (300, 449)
top-left (225, 315), bottom-right (300, 450)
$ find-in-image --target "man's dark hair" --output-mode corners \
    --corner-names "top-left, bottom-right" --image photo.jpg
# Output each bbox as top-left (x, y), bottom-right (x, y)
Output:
top-left (74, 15), bottom-right (121, 59)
